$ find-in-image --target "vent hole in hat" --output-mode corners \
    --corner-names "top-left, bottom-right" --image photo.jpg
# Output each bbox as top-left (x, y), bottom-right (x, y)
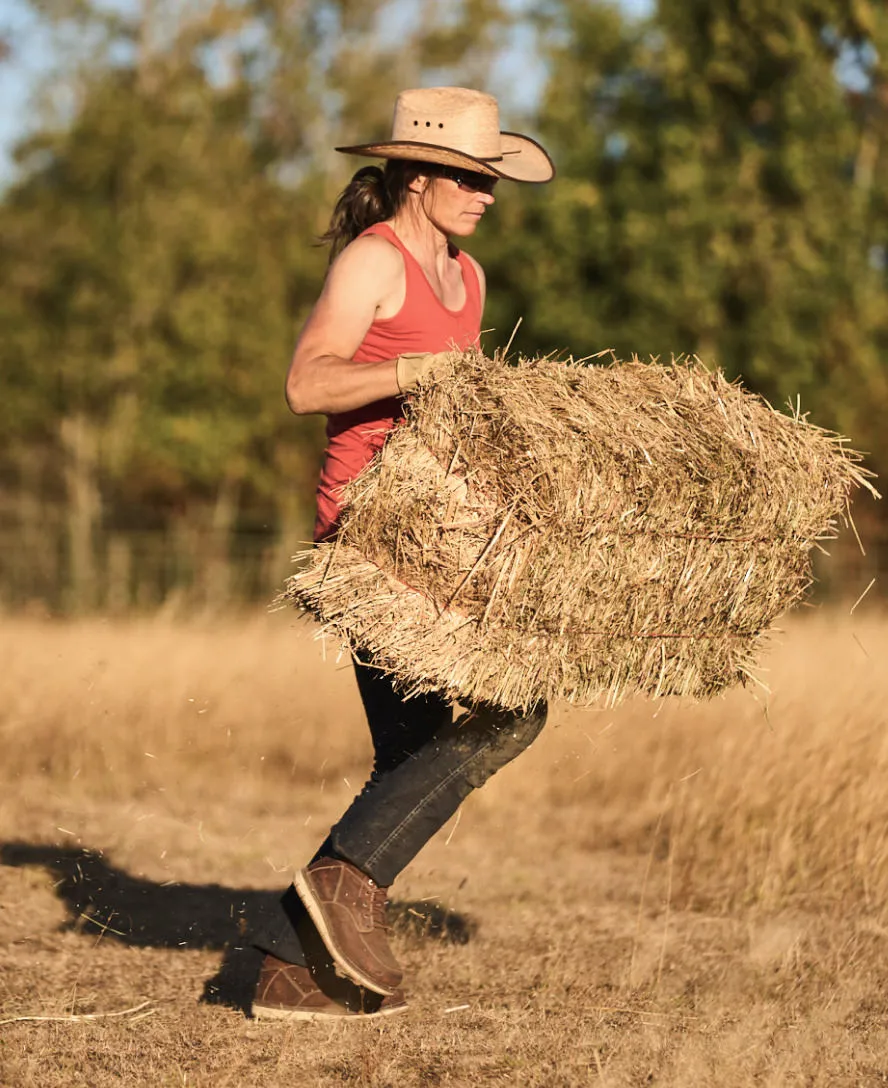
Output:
top-left (425, 121), bottom-right (431, 127)
top-left (438, 123), bottom-right (444, 128)
top-left (413, 120), bottom-right (418, 126)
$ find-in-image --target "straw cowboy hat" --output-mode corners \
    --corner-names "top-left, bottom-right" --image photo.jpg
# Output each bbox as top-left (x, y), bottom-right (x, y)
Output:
top-left (336, 87), bottom-right (554, 183)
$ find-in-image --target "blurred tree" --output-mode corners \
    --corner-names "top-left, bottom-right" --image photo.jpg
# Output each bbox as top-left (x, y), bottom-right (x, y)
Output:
top-left (474, 0), bottom-right (888, 493)
top-left (0, 0), bottom-right (514, 609)
top-left (7, 0), bottom-right (883, 608)
top-left (0, 4), bottom-right (312, 608)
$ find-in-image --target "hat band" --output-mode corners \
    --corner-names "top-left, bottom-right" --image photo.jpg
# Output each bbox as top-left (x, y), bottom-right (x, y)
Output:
top-left (401, 141), bottom-right (503, 163)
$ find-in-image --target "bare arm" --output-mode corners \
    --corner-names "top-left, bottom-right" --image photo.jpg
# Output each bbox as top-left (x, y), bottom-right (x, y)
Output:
top-left (285, 236), bottom-right (405, 415)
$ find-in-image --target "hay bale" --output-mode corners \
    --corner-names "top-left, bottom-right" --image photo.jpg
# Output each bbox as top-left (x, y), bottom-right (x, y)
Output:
top-left (281, 350), bottom-right (877, 710)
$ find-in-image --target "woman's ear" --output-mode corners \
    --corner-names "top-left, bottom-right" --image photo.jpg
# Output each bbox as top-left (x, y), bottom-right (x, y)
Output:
top-left (408, 172), bottom-right (432, 195)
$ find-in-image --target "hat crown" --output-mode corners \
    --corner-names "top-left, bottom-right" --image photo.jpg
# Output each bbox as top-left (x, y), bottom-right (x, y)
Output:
top-left (335, 85), bottom-right (555, 184)
top-left (391, 87), bottom-right (502, 161)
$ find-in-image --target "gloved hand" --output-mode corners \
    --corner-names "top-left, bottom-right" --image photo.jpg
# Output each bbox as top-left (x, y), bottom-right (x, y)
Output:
top-left (395, 350), bottom-right (451, 394)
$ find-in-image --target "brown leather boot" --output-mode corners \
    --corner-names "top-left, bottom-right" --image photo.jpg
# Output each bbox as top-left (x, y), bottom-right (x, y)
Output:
top-left (251, 954), bottom-right (407, 1021)
top-left (292, 858), bottom-right (403, 996)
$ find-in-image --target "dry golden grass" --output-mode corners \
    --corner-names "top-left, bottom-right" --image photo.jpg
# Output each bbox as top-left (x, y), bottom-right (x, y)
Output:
top-left (2, 607), bottom-right (888, 1086)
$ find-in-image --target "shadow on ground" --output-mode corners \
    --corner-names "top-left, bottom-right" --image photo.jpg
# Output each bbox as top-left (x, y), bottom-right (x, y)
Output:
top-left (0, 841), bottom-right (476, 1014)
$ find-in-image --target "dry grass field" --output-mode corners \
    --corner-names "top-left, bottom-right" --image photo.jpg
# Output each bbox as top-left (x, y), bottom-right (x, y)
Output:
top-left (2, 606), bottom-right (888, 1086)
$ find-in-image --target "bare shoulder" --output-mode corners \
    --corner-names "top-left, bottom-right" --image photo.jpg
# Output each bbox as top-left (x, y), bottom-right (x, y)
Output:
top-left (332, 233), bottom-right (404, 282)
top-left (320, 232), bottom-right (406, 318)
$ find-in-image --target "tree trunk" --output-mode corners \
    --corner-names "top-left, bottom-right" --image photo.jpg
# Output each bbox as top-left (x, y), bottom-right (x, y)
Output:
top-left (199, 478), bottom-right (240, 609)
top-left (60, 414), bottom-right (101, 613)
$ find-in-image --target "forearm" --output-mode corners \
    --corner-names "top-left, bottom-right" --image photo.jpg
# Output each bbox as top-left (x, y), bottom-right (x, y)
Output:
top-left (285, 355), bottom-right (400, 415)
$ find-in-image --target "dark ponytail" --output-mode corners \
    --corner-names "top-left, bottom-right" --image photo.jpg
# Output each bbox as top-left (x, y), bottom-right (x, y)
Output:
top-left (320, 159), bottom-right (435, 261)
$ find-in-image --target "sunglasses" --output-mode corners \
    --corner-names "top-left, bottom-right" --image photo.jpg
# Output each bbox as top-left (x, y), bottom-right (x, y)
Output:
top-left (436, 166), bottom-right (499, 196)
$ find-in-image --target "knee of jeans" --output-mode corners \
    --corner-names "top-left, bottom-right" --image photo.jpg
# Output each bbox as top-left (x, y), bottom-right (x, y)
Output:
top-left (462, 702), bottom-right (547, 788)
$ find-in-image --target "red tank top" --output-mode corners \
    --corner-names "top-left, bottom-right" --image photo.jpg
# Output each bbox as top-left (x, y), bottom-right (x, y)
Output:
top-left (313, 222), bottom-right (483, 542)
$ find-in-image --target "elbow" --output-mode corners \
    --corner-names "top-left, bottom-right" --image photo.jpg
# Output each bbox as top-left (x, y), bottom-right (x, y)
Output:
top-left (285, 367), bottom-right (311, 415)
top-left (284, 379), bottom-right (303, 415)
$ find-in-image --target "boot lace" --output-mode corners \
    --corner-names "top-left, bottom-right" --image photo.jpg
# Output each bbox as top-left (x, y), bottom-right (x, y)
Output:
top-left (369, 883), bottom-right (390, 932)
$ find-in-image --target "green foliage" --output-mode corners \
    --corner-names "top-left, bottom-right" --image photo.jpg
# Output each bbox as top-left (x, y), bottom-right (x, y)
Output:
top-left (475, 0), bottom-right (888, 485)
top-left (1, 0), bottom-right (886, 609)
top-left (0, 0), bottom-right (515, 607)
top-left (1, 11), bottom-right (324, 522)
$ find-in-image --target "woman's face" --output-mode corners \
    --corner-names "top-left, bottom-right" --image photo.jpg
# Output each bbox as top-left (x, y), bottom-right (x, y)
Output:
top-left (420, 168), bottom-right (497, 236)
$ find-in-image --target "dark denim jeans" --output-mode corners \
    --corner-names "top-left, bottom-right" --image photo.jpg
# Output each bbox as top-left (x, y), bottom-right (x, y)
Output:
top-left (254, 653), bottom-right (547, 964)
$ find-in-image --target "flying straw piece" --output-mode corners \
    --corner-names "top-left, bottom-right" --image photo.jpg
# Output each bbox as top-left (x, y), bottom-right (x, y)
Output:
top-left (849, 577), bottom-right (876, 615)
top-left (0, 1001), bottom-right (154, 1027)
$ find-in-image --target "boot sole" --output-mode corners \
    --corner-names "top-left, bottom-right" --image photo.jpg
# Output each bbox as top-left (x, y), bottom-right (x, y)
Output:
top-left (252, 999), bottom-right (408, 1022)
top-left (292, 868), bottom-right (398, 997)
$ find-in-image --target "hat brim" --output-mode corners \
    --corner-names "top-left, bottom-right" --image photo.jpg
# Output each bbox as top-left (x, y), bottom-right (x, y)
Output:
top-left (334, 131), bottom-right (554, 183)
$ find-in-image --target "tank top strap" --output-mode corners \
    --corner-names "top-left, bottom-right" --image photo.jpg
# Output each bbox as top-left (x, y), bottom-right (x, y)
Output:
top-left (360, 221), bottom-right (407, 254)
top-left (454, 247), bottom-right (481, 314)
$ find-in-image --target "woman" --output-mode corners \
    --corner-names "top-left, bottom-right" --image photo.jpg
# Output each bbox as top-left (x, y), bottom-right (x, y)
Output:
top-left (253, 87), bottom-right (554, 1021)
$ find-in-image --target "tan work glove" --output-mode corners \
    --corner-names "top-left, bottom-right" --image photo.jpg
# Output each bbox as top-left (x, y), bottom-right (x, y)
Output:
top-left (395, 350), bottom-right (451, 394)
